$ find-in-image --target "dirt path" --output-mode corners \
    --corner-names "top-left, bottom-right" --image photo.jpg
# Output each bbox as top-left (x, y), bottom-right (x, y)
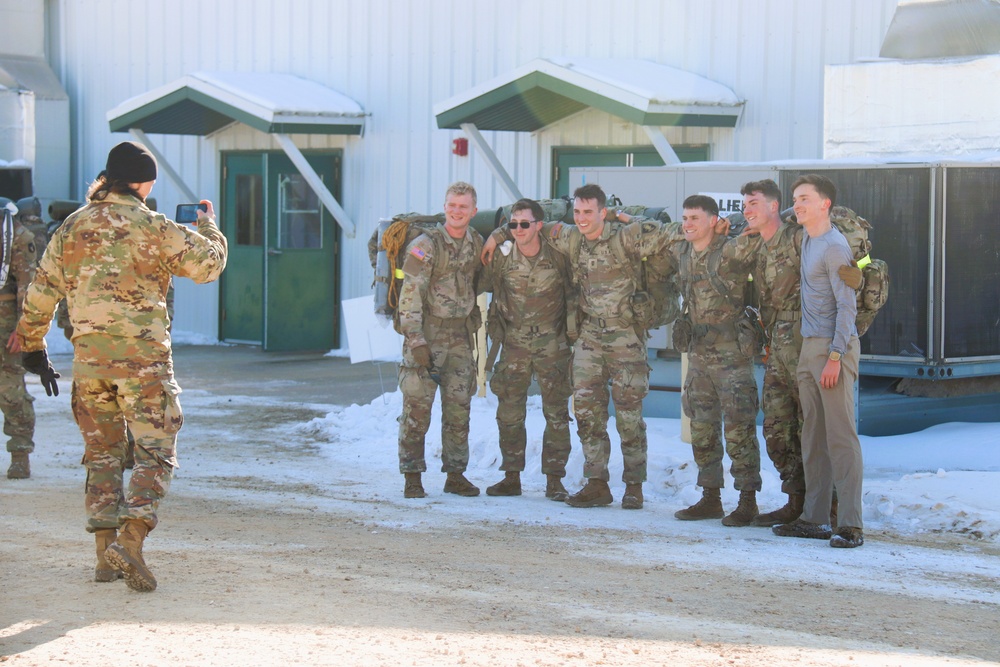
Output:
top-left (1, 348), bottom-right (998, 666)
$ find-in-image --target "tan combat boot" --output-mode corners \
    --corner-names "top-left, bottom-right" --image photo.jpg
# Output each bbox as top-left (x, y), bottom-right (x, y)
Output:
top-left (486, 471), bottom-right (521, 497)
top-left (443, 472), bottom-right (480, 497)
top-left (621, 483), bottom-right (644, 510)
top-left (403, 472), bottom-right (426, 498)
top-left (104, 520), bottom-right (156, 592)
top-left (94, 528), bottom-right (120, 582)
top-left (565, 479), bottom-right (613, 508)
top-left (752, 493), bottom-right (805, 527)
top-left (7, 452), bottom-right (30, 479)
top-left (545, 475), bottom-right (568, 502)
top-left (721, 489), bottom-right (759, 527)
top-left (674, 487), bottom-right (724, 521)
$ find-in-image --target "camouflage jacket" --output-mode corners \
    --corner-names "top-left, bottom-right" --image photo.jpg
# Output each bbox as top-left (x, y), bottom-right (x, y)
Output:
top-left (493, 219), bottom-right (685, 321)
top-left (0, 218), bottom-right (38, 311)
top-left (673, 233), bottom-right (762, 327)
top-left (480, 239), bottom-right (569, 338)
top-left (17, 192), bottom-right (228, 377)
top-left (754, 222), bottom-right (803, 330)
top-left (398, 223), bottom-right (484, 347)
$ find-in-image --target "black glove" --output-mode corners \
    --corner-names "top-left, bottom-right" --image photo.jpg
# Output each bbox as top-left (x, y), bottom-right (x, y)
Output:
top-left (410, 344), bottom-right (432, 369)
top-left (22, 350), bottom-right (61, 396)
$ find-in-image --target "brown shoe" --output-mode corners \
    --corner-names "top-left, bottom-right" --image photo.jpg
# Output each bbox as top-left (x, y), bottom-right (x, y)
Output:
top-left (772, 518), bottom-right (833, 540)
top-left (565, 479), bottom-right (613, 508)
top-left (721, 489), bottom-right (758, 527)
top-left (443, 472), bottom-right (480, 497)
top-left (403, 472), bottom-right (426, 498)
top-left (752, 493), bottom-right (804, 527)
top-left (830, 526), bottom-right (864, 548)
top-left (621, 483), bottom-right (644, 510)
top-left (94, 528), bottom-right (120, 582)
top-left (7, 452), bottom-right (30, 479)
top-left (104, 520), bottom-right (156, 592)
top-left (486, 471), bottom-right (521, 497)
top-left (674, 488), bottom-right (724, 521)
top-left (545, 475), bottom-right (568, 502)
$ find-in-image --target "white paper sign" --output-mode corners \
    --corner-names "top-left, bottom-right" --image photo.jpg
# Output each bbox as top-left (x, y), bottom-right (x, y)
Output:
top-left (342, 295), bottom-right (403, 364)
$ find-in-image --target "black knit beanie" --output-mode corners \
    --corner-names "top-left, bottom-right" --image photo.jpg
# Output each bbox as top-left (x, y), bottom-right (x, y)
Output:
top-left (105, 141), bottom-right (158, 182)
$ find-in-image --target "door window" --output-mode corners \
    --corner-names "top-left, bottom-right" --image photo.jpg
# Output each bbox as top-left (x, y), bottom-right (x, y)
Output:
top-left (277, 173), bottom-right (323, 249)
top-left (235, 173), bottom-right (263, 246)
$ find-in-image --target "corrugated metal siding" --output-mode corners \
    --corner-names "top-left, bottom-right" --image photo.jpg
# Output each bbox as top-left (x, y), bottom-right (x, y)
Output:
top-left (46, 0), bottom-right (898, 343)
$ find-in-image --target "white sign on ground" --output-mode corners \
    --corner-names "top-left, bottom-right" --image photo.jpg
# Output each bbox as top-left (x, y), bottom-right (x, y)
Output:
top-left (342, 295), bottom-right (403, 364)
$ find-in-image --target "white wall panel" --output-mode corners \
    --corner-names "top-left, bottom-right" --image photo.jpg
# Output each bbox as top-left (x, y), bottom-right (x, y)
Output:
top-left (45, 0), bottom-right (899, 344)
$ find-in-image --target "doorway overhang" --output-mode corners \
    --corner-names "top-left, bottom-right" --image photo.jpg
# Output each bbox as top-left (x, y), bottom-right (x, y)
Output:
top-left (433, 58), bottom-right (744, 199)
top-left (106, 71), bottom-right (365, 237)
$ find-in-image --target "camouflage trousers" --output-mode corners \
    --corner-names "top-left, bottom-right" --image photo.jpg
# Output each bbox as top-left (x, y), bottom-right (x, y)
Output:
top-left (572, 321), bottom-right (649, 484)
top-left (398, 320), bottom-right (476, 474)
top-left (72, 376), bottom-right (183, 533)
top-left (762, 320), bottom-right (805, 495)
top-left (0, 300), bottom-right (35, 453)
top-left (489, 331), bottom-right (572, 476)
top-left (682, 337), bottom-right (761, 491)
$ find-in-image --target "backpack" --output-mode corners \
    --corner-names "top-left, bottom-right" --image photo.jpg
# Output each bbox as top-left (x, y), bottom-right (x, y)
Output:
top-left (369, 212), bottom-right (447, 331)
top-left (565, 216), bottom-right (682, 334)
top-left (784, 206), bottom-right (889, 336)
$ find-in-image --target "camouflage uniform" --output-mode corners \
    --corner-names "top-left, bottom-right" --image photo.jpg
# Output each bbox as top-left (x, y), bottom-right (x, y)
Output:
top-left (504, 219), bottom-right (684, 484)
top-left (481, 241), bottom-right (572, 476)
top-left (755, 222), bottom-right (806, 496)
top-left (674, 234), bottom-right (763, 492)
top-left (17, 192), bottom-right (227, 533)
top-left (0, 211), bottom-right (38, 457)
top-left (397, 224), bottom-right (483, 473)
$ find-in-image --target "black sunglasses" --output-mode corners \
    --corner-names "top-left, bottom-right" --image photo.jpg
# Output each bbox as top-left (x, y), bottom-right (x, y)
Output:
top-left (507, 220), bottom-right (537, 229)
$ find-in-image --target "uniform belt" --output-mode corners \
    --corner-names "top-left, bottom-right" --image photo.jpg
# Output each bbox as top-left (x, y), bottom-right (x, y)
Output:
top-left (0, 293), bottom-right (16, 302)
top-left (776, 309), bottom-right (800, 322)
top-left (425, 313), bottom-right (468, 327)
top-left (582, 313), bottom-right (632, 330)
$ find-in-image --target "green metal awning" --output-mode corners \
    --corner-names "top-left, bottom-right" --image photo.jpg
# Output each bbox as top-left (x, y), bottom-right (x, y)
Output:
top-left (434, 58), bottom-right (743, 131)
top-left (107, 71), bottom-right (366, 136)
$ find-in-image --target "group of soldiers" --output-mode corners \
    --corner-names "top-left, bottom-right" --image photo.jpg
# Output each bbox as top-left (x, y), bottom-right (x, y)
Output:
top-left (394, 177), bottom-right (865, 548)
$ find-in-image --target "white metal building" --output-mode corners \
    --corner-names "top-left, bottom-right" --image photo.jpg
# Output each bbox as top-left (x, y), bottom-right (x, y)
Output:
top-left (3, 0), bottom-right (903, 350)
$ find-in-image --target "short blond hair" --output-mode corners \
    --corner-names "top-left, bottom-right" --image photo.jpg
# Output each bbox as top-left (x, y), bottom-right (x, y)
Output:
top-left (446, 181), bottom-right (477, 206)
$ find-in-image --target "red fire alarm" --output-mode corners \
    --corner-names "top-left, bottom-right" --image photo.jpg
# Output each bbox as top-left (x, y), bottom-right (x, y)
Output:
top-left (452, 137), bottom-right (468, 156)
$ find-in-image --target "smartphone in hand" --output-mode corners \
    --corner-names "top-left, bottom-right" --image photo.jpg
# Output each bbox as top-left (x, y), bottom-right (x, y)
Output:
top-left (176, 203), bottom-right (208, 224)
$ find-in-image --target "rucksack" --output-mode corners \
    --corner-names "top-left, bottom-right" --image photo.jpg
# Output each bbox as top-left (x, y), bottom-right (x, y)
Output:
top-left (369, 212), bottom-right (447, 331)
top-left (784, 206), bottom-right (889, 336)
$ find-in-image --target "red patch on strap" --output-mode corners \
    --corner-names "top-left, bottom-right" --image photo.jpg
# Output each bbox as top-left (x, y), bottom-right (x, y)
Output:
top-left (409, 246), bottom-right (427, 260)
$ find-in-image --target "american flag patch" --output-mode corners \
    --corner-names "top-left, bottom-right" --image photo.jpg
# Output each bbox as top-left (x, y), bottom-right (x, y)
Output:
top-left (410, 246), bottom-right (427, 260)
top-left (550, 223), bottom-right (564, 239)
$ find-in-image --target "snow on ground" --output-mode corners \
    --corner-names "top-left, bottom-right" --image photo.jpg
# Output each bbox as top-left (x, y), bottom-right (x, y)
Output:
top-left (22, 361), bottom-right (1000, 609)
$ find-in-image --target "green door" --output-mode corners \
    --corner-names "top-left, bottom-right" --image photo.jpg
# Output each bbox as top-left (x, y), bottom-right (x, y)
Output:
top-left (220, 151), bottom-right (340, 351)
top-left (552, 145), bottom-right (709, 198)
top-left (221, 154), bottom-right (265, 344)
top-left (263, 152), bottom-right (340, 351)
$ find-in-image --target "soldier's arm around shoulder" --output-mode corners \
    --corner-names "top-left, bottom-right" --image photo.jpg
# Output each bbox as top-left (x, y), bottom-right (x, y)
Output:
top-left (722, 228), bottom-right (764, 271)
top-left (160, 205), bottom-right (228, 284)
top-left (620, 216), bottom-right (684, 259)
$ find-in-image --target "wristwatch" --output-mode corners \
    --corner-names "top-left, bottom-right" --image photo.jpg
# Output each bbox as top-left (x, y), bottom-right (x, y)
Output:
top-left (828, 350), bottom-right (843, 362)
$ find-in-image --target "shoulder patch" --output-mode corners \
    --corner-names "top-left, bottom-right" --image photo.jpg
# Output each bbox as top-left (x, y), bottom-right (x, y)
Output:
top-left (641, 221), bottom-right (657, 234)
top-left (409, 246), bottom-right (427, 261)
top-left (549, 223), bottom-right (565, 239)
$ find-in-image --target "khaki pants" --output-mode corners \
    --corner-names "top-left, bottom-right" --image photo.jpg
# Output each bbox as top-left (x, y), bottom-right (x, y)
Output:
top-left (796, 336), bottom-right (864, 529)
